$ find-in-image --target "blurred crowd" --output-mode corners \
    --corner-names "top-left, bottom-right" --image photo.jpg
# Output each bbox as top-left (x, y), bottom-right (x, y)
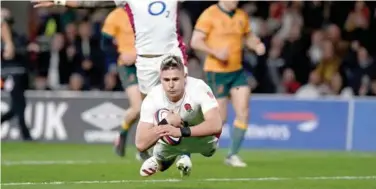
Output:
top-left (1, 1), bottom-right (376, 97)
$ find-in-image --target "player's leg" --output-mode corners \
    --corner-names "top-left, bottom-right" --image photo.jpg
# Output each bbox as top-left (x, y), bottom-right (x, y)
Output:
top-left (114, 65), bottom-right (142, 157)
top-left (226, 70), bottom-right (250, 167)
top-left (176, 154), bottom-right (192, 177)
top-left (139, 143), bottom-right (178, 177)
top-left (205, 72), bottom-right (230, 123)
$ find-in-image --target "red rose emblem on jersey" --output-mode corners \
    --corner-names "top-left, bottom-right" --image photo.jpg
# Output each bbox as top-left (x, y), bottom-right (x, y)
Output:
top-left (184, 103), bottom-right (193, 112)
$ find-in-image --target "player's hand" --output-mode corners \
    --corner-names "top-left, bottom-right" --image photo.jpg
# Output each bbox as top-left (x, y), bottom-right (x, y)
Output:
top-left (31, 0), bottom-right (55, 8)
top-left (254, 42), bottom-right (266, 56)
top-left (155, 125), bottom-right (182, 138)
top-left (212, 48), bottom-right (229, 62)
top-left (120, 53), bottom-right (137, 66)
top-left (165, 112), bottom-right (183, 127)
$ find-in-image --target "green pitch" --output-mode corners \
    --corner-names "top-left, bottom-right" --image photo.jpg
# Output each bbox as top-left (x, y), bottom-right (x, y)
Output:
top-left (1, 142), bottom-right (376, 189)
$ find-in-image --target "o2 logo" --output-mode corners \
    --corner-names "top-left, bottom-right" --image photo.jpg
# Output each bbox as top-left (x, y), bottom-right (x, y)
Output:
top-left (148, 1), bottom-right (170, 18)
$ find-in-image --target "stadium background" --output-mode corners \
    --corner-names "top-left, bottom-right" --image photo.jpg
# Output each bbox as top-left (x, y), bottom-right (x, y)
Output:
top-left (1, 1), bottom-right (376, 189)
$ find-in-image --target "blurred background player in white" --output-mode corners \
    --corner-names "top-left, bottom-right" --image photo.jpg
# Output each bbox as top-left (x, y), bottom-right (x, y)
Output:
top-left (33, 0), bottom-right (188, 96)
top-left (135, 55), bottom-right (222, 177)
top-left (191, 0), bottom-right (265, 167)
top-left (33, 0), bottom-right (188, 159)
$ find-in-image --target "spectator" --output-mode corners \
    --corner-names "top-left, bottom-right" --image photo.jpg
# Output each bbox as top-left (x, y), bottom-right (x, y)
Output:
top-left (78, 58), bottom-right (102, 90)
top-left (282, 68), bottom-right (301, 94)
top-left (101, 72), bottom-right (119, 91)
top-left (314, 40), bottom-right (341, 84)
top-left (33, 75), bottom-right (51, 90)
top-left (295, 71), bottom-right (323, 98)
top-left (68, 73), bottom-right (84, 91)
top-left (307, 30), bottom-right (325, 67)
top-left (37, 33), bottom-right (74, 89)
top-left (348, 47), bottom-right (375, 95)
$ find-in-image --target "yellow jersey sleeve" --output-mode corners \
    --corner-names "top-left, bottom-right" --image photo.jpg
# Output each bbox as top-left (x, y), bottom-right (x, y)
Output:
top-left (117, 31), bottom-right (135, 54)
top-left (194, 9), bottom-right (213, 34)
top-left (242, 12), bottom-right (251, 35)
top-left (102, 10), bottom-right (119, 36)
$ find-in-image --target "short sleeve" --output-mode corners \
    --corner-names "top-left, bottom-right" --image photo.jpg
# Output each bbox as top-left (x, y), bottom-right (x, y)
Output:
top-left (196, 80), bottom-right (218, 114)
top-left (139, 95), bottom-right (156, 124)
top-left (194, 9), bottom-right (212, 34)
top-left (101, 12), bottom-right (118, 36)
top-left (242, 12), bottom-right (251, 35)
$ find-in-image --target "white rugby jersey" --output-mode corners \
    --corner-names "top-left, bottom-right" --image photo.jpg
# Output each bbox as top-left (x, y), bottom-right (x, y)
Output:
top-left (140, 77), bottom-right (218, 127)
top-left (114, 0), bottom-right (186, 55)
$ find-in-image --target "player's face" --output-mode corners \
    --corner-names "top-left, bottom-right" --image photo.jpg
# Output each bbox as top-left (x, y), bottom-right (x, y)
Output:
top-left (221, 0), bottom-right (239, 11)
top-left (161, 69), bottom-right (186, 101)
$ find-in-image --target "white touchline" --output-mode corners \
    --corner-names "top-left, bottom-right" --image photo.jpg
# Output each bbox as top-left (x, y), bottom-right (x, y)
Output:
top-left (2, 176), bottom-right (376, 186)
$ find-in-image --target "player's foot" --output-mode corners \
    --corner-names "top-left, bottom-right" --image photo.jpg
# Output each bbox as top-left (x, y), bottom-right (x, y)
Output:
top-left (225, 155), bottom-right (247, 167)
top-left (139, 156), bottom-right (159, 177)
top-left (113, 134), bottom-right (126, 157)
top-left (176, 155), bottom-right (192, 177)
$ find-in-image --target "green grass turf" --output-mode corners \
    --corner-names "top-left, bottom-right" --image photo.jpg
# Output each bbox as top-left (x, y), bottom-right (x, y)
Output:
top-left (1, 142), bottom-right (376, 189)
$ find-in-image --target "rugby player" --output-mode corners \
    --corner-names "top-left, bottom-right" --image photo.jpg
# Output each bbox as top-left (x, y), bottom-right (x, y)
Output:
top-left (191, 0), bottom-right (265, 167)
top-left (135, 55), bottom-right (222, 177)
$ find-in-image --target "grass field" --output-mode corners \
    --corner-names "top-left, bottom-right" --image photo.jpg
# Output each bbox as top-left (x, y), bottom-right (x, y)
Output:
top-left (1, 142), bottom-right (376, 189)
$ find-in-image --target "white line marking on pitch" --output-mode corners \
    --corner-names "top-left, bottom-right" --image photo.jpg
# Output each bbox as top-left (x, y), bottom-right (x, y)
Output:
top-left (2, 176), bottom-right (376, 186)
top-left (1, 160), bottom-right (129, 166)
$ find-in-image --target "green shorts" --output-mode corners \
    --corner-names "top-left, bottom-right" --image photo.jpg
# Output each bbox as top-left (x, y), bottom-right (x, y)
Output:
top-left (117, 64), bottom-right (138, 89)
top-left (205, 69), bottom-right (248, 98)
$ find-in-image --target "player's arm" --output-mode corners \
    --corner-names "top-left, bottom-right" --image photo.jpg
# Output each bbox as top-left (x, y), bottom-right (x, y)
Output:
top-left (242, 13), bottom-right (265, 56)
top-left (245, 32), bottom-right (265, 56)
top-left (32, 0), bottom-right (118, 8)
top-left (190, 10), bottom-right (216, 56)
top-left (186, 81), bottom-right (222, 137)
top-left (135, 95), bottom-right (161, 152)
top-left (101, 13), bottom-right (118, 60)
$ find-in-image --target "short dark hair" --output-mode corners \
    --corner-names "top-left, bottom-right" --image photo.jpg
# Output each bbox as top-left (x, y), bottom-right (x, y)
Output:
top-left (160, 55), bottom-right (184, 71)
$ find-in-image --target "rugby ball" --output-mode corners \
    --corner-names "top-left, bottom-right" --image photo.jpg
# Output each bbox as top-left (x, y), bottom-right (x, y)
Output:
top-left (155, 108), bottom-right (181, 146)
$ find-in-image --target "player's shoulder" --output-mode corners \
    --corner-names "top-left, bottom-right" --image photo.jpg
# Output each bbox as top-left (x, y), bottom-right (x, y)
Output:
top-left (186, 77), bottom-right (210, 92)
top-left (235, 8), bottom-right (249, 19)
top-left (106, 8), bottom-right (124, 20)
top-left (201, 4), bottom-right (218, 16)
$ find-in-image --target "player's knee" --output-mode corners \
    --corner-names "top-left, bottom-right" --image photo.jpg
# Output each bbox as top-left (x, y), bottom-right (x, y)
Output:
top-left (135, 141), bottom-right (148, 152)
top-left (201, 148), bottom-right (216, 157)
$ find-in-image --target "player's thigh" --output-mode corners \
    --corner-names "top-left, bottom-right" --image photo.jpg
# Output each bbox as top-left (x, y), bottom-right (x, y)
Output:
top-left (205, 72), bottom-right (230, 121)
top-left (126, 85), bottom-right (142, 112)
top-left (118, 64), bottom-right (138, 89)
top-left (135, 57), bottom-right (160, 95)
top-left (229, 70), bottom-right (251, 118)
top-left (205, 72), bottom-right (231, 98)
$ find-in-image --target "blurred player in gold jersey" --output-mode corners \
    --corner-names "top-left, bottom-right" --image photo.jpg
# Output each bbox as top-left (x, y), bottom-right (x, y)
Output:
top-left (191, 0), bottom-right (265, 167)
top-left (101, 8), bottom-right (150, 161)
